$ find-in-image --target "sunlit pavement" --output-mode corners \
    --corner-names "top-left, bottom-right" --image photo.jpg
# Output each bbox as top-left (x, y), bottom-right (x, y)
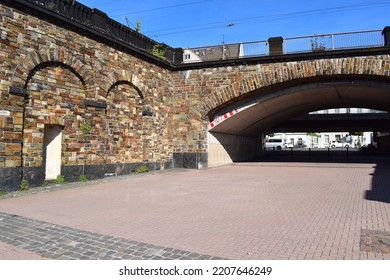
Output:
top-left (1, 161), bottom-right (390, 260)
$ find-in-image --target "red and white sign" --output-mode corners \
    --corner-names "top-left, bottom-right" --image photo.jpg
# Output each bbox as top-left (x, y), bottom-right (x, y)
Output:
top-left (209, 109), bottom-right (238, 129)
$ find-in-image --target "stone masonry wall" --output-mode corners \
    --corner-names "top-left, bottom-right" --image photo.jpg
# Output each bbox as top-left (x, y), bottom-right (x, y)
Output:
top-left (171, 67), bottom-right (246, 168)
top-left (1, 2), bottom-right (390, 191)
top-left (173, 57), bottom-right (390, 167)
top-left (0, 3), bottom-right (174, 190)
top-left (199, 57), bottom-right (390, 117)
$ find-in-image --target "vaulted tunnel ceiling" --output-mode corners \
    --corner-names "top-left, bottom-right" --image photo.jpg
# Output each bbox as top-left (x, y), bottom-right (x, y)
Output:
top-left (209, 80), bottom-right (390, 136)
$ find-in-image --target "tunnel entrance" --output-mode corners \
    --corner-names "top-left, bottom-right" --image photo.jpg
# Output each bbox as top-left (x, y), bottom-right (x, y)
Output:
top-left (207, 79), bottom-right (390, 166)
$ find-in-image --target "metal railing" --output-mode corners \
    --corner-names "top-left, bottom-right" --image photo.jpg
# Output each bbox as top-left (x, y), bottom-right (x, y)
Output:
top-left (184, 29), bottom-right (385, 63)
top-left (183, 40), bottom-right (269, 63)
top-left (283, 30), bottom-right (383, 54)
top-left (10, 1), bottom-right (389, 66)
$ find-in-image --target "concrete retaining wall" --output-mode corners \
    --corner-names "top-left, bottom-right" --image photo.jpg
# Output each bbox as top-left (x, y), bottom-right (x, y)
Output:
top-left (208, 132), bottom-right (259, 167)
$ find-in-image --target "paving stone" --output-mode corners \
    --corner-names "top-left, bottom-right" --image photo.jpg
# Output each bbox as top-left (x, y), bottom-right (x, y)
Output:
top-left (0, 212), bottom-right (222, 260)
top-left (1, 163), bottom-right (390, 260)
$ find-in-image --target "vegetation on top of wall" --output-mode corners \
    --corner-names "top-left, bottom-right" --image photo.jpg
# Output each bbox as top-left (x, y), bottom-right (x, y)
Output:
top-left (135, 20), bottom-right (141, 33)
top-left (311, 35), bottom-right (326, 52)
top-left (152, 45), bottom-right (166, 59)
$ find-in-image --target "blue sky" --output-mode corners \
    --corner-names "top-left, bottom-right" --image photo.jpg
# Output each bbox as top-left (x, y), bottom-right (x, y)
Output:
top-left (77, 0), bottom-right (390, 48)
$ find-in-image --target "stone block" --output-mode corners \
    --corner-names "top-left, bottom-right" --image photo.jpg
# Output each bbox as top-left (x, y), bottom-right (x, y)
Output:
top-left (22, 166), bottom-right (45, 187)
top-left (173, 152), bottom-right (208, 169)
top-left (0, 167), bottom-right (22, 191)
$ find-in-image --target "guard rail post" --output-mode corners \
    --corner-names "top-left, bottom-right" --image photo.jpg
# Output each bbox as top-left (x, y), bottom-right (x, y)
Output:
top-left (382, 26), bottom-right (390, 46)
top-left (268, 37), bottom-right (284, 55)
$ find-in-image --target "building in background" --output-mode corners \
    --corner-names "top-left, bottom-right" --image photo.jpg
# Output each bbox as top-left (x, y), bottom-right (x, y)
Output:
top-left (184, 43), bottom-right (244, 63)
top-left (265, 108), bottom-right (381, 149)
top-left (266, 131), bottom-right (373, 149)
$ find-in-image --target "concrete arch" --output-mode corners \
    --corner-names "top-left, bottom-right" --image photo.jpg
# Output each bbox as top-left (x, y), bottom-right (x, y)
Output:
top-left (207, 76), bottom-right (390, 168)
top-left (202, 56), bottom-right (390, 117)
top-left (209, 78), bottom-right (390, 136)
top-left (11, 47), bottom-right (92, 88)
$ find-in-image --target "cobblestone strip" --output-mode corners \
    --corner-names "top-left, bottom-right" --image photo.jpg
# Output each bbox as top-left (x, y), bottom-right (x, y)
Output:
top-left (0, 212), bottom-right (223, 260)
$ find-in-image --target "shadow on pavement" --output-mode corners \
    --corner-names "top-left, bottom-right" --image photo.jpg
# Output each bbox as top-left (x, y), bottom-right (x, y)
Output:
top-left (365, 161), bottom-right (390, 203)
top-left (255, 149), bottom-right (390, 204)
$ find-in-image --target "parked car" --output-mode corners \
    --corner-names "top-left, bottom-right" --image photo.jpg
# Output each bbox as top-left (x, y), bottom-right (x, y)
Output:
top-left (284, 142), bottom-right (294, 149)
top-left (265, 138), bottom-right (283, 150)
top-left (329, 140), bottom-right (350, 148)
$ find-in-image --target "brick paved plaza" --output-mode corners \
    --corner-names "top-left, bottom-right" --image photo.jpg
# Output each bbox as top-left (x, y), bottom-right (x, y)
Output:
top-left (0, 161), bottom-right (390, 260)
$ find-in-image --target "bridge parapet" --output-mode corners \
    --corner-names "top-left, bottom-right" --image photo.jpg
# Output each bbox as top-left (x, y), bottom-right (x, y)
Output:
top-left (6, 0), bottom-right (389, 68)
top-left (183, 28), bottom-right (388, 64)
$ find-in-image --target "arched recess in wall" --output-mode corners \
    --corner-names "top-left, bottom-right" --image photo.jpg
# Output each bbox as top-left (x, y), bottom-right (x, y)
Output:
top-left (10, 48), bottom-right (97, 178)
top-left (101, 71), bottom-right (146, 97)
top-left (22, 60), bottom-right (90, 182)
top-left (11, 48), bottom-right (92, 90)
top-left (105, 80), bottom-right (144, 164)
